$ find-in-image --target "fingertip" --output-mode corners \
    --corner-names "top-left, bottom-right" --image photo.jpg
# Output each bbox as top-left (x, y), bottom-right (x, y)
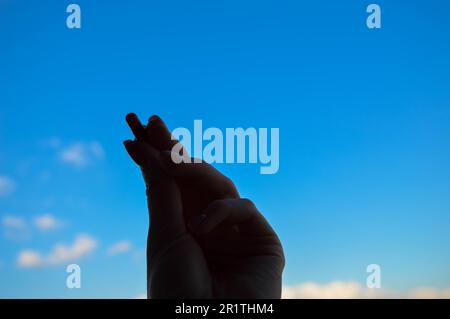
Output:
top-left (148, 114), bottom-right (161, 124)
top-left (126, 113), bottom-right (147, 140)
top-left (126, 112), bottom-right (138, 124)
top-left (146, 115), bottom-right (177, 151)
top-left (126, 113), bottom-right (143, 129)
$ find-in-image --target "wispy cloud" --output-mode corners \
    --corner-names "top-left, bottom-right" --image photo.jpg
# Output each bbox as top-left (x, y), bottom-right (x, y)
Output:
top-left (17, 234), bottom-right (98, 268)
top-left (59, 141), bottom-right (104, 167)
top-left (40, 137), bottom-right (62, 149)
top-left (2, 215), bottom-right (26, 229)
top-left (282, 281), bottom-right (450, 299)
top-left (0, 176), bottom-right (15, 197)
top-left (46, 234), bottom-right (97, 265)
top-left (34, 214), bottom-right (61, 231)
top-left (107, 240), bottom-right (132, 256)
top-left (2, 215), bottom-right (29, 240)
top-left (2, 214), bottom-right (62, 240)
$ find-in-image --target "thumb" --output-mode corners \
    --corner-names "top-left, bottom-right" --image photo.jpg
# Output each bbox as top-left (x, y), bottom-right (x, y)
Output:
top-left (123, 140), bottom-right (186, 258)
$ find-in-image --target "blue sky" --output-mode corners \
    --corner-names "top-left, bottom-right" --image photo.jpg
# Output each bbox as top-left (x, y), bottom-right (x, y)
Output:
top-left (1, 0), bottom-right (450, 298)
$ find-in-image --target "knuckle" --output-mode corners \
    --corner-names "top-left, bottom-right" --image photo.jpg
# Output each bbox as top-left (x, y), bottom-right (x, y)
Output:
top-left (221, 176), bottom-right (238, 196)
top-left (241, 198), bottom-right (257, 211)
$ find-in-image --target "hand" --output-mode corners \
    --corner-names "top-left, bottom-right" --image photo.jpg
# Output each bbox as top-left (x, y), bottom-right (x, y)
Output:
top-left (123, 114), bottom-right (284, 298)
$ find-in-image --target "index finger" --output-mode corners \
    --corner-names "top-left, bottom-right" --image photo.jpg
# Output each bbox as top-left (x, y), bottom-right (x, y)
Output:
top-left (126, 113), bottom-right (147, 141)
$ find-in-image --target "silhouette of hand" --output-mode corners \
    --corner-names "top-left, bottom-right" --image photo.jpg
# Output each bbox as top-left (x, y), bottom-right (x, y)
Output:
top-left (123, 114), bottom-right (284, 298)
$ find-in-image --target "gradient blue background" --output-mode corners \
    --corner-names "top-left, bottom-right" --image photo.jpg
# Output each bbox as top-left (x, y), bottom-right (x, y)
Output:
top-left (1, 0), bottom-right (450, 298)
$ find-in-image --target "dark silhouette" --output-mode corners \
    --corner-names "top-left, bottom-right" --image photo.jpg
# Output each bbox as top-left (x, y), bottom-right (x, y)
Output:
top-left (123, 113), bottom-right (284, 298)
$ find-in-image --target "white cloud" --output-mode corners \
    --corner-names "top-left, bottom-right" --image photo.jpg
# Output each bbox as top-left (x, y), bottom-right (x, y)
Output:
top-left (17, 250), bottom-right (43, 268)
top-left (282, 281), bottom-right (381, 299)
top-left (409, 287), bottom-right (450, 299)
top-left (34, 214), bottom-right (60, 231)
top-left (46, 234), bottom-right (98, 265)
top-left (107, 240), bottom-right (132, 256)
top-left (0, 176), bottom-right (15, 197)
top-left (59, 142), bottom-right (104, 167)
top-left (17, 234), bottom-right (98, 268)
top-left (282, 281), bottom-right (450, 299)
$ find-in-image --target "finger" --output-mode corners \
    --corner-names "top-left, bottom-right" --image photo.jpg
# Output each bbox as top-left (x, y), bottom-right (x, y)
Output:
top-left (124, 139), bottom-right (145, 166)
top-left (191, 198), bottom-right (275, 236)
top-left (124, 140), bottom-right (150, 189)
top-left (128, 114), bottom-right (189, 156)
top-left (126, 113), bottom-right (147, 141)
top-left (145, 115), bottom-right (181, 152)
top-left (160, 151), bottom-right (239, 198)
top-left (123, 139), bottom-right (186, 257)
top-left (124, 139), bottom-right (159, 186)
